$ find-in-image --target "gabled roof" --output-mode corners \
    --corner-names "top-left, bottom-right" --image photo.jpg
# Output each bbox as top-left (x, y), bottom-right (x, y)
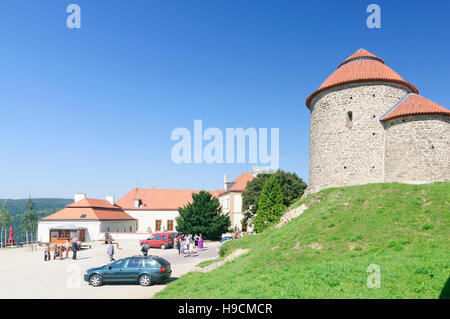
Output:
top-left (67, 198), bottom-right (118, 209)
top-left (116, 189), bottom-right (202, 210)
top-left (41, 198), bottom-right (135, 221)
top-left (116, 172), bottom-right (254, 210)
top-left (217, 172), bottom-right (254, 196)
top-left (380, 93), bottom-right (450, 121)
top-left (306, 49), bottom-right (419, 108)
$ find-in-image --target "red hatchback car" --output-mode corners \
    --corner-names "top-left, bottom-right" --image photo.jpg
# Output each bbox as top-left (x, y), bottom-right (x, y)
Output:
top-left (140, 233), bottom-right (174, 249)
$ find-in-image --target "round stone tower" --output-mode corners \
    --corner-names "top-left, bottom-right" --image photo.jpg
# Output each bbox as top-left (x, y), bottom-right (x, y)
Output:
top-left (306, 49), bottom-right (418, 193)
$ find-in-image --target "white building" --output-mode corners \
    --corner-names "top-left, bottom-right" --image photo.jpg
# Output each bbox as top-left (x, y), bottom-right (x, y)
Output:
top-left (37, 194), bottom-right (137, 243)
top-left (37, 171), bottom-right (256, 243)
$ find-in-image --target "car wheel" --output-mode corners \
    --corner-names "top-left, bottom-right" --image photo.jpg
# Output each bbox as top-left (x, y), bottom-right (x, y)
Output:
top-left (89, 274), bottom-right (103, 287)
top-left (139, 274), bottom-right (152, 286)
top-left (161, 244), bottom-right (166, 249)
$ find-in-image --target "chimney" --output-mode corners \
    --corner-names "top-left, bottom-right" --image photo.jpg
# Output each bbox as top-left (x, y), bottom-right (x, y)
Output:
top-left (74, 193), bottom-right (86, 203)
top-left (105, 195), bottom-right (115, 205)
top-left (224, 174), bottom-right (228, 190)
top-left (251, 166), bottom-right (261, 177)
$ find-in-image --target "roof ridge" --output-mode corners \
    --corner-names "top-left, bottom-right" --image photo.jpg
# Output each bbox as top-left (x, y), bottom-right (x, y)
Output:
top-left (379, 93), bottom-right (415, 120)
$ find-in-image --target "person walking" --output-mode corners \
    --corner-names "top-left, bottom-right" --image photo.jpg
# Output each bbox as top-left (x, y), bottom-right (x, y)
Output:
top-left (141, 243), bottom-right (149, 257)
top-left (71, 239), bottom-right (78, 260)
top-left (176, 237), bottom-right (181, 255)
top-left (107, 241), bottom-right (115, 262)
top-left (198, 234), bottom-right (204, 250)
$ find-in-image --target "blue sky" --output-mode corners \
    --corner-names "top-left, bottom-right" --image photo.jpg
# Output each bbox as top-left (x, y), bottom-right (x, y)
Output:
top-left (0, 0), bottom-right (449, 199)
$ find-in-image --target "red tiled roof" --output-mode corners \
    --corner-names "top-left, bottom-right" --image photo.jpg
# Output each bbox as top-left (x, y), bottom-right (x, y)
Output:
top-left (380, 93), bottom-right (450, 121)
top-left (116, 172), bottom-right (254, 210)
top-left (67, 198), bottom-right (118, 209)
top-left (337, 49), bottom-right (385, 67)
top-left (306, 49), bottom-right (419, 108)
top-left (228, 171), bottom-right (254, 192)
top-left (116, 189), bottom-right (202, 210)
top-left (41, 198), bottom-right (135, 221)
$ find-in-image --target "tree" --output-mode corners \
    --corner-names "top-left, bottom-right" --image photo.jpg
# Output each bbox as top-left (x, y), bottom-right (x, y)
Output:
top-left (242, 170), bottom-right (307, 226)
top-left (253, 176), bottom-right (286, 233)
top-left (21, 197), bottom-right (38, 249)
top-left (176, 191), bottom-right (231, 240)
top-left (0, 201), bottom-right (13, 248)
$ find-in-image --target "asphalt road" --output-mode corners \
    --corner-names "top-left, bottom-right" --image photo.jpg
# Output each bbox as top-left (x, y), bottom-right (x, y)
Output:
top-left (0, 239), bottom-right (219, 299)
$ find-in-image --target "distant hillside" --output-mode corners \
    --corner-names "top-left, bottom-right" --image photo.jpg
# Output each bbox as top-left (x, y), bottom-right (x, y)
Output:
top-left (0, 198), bottom-right (72, 243)
top-left (155, 182), bottom-right (450, 299)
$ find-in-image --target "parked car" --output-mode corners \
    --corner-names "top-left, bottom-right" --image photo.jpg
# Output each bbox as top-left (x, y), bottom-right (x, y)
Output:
top-left (220, 236), bottom-right (233, 244)
top-left (84, 256), bottom-right (172, 287)
top-left (139, 232), bottom-right (174, 249)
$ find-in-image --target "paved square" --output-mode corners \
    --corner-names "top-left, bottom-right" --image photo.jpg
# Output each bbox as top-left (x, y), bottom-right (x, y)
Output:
top-left (0, 240), bottom-right (219, 299)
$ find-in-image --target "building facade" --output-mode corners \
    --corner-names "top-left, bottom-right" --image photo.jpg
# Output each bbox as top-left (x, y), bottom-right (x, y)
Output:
top-left (37, 195), bottom-right (137, 243)
top-left (306, 49), bottom-right (450, 193)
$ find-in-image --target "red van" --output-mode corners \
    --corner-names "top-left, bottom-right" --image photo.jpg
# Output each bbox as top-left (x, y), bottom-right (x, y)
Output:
top-left (139, 233), bottom-right (174, 249)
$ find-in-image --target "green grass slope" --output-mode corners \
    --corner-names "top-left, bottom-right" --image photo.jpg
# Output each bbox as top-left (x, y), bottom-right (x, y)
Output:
top-left (155, 182), bottom-right (450, 299)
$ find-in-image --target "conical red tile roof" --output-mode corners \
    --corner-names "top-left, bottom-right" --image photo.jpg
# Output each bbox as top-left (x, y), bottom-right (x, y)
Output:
top-left (306, 49), bottom-right (419, 108)
top-left (380, 93), bottom-right (450, 121)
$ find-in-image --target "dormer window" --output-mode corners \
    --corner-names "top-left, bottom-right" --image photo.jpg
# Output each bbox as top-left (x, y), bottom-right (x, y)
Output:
top-left (134, 199), bottom-right (142, 208)
top-left (80, 214), bottom-right (86, 219)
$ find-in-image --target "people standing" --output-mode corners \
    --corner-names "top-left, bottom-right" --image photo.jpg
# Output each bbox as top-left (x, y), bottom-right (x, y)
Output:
top-left (44, 245), bottom-right (50, 261)
top-left (65, 239), bottom-right (70, 259)
top-left (198, 234), bottom-right (204, 250)
top-left (71, 239), bottom-right (78, 260)
top-left (107, 241), bottom-right (115, 262)
top-left (141, 243), bottom-right (149, 257)
top-left (176, 236), bottom-right (181, 255)
top-left (194, 234), bottom-right (199, 247)
top-left (189, 240), bottom-right (194, 256)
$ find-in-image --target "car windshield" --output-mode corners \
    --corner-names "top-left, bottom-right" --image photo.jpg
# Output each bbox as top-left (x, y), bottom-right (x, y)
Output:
top-left (148, 236), bottom-right (154, 240)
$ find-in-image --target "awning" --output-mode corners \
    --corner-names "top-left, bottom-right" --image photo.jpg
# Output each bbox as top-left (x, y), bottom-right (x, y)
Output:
top-left (50, 224), bottom-right (87, 230)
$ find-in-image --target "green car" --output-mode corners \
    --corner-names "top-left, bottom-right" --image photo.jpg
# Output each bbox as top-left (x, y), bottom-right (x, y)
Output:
top-left (84, 255), bottom-right (172, 287)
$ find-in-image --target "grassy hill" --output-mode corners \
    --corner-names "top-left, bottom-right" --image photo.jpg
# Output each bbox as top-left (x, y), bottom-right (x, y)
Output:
top-left (0, 198), bottom-right (72, 243)
top-left (155, 182), bottom-right (450, 299)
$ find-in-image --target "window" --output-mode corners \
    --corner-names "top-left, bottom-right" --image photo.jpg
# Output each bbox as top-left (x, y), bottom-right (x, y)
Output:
top-left (167, 220), bottom-right (174, 231)
top-left (155, 220), bottom-right (161, 232)
top-left (144, 259), bottom-right (160, 268)
top-left (51, 231), bottom-right (58, 238)
top-left (57, 230), bottom-right (71, 239)
top-left (346, 111), bottom-right (353, 129)
top-left (129, 225), bottom-right (133, 232)
top-left (110, 259), bottom-right (126, 268)
top-left (155, 235), bottom-right (161, 240)
top-left (162, 236), bottom-right (167, 240)
top-left (126, 259), bottom-right (142, 268)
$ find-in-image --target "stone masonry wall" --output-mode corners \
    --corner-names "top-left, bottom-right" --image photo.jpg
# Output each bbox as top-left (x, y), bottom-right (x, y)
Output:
top-left (308, 82), bottom-right (411, 193)
top-left (384, 115), bottom-right (450, 183)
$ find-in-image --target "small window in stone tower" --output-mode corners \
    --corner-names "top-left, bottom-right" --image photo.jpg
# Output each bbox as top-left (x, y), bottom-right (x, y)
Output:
top-left (346, 111), bottom-right (353, 128)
